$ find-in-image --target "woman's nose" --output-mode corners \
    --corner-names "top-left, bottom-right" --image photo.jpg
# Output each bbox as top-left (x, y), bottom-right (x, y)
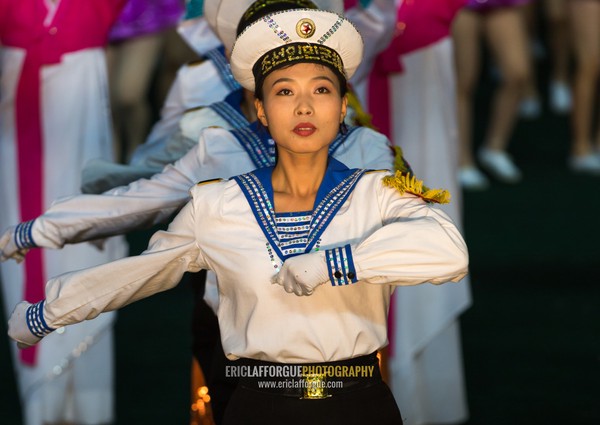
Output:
top-left (295, 98), bottom-right (313, 115)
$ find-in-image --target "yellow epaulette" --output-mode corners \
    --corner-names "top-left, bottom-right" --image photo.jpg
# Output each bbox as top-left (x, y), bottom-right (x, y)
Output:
top-left (382, 171), bottom-right (451, 204)
top-left (196, 178), bottom-right (224, 186)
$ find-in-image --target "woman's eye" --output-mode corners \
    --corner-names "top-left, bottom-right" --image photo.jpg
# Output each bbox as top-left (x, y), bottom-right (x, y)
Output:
top-left (277, 88), bottom-right (292, 96)
top-left (315, 87), bottom-right (330, 94)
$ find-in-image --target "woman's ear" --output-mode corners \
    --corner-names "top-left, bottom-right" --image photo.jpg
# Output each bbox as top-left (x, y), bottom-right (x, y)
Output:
top-left (255, 98), bottom-right (268, 126)
top-left (340, 94), bottom-right (348, 124)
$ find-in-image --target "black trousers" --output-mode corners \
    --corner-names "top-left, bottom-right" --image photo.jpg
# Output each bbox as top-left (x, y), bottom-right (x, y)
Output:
top-left (222, 380), bottom-right (403, 425)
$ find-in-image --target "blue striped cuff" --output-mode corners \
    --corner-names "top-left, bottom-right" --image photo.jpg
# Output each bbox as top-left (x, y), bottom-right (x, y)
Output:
top-left (14, 220), bottom-right (38, 250)
top-left (26, 300), bottom-right (54, 339)
top-left (325, 244), bottom-right (358, 286)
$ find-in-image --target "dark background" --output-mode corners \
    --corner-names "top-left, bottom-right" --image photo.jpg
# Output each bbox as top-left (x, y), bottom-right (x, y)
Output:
top-left (1, 25), bottom-right (600, 425)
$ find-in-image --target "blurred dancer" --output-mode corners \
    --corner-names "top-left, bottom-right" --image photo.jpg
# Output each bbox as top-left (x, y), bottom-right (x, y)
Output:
top-left (567, 0), bottom-right (600, 174)
top-left (453, 0), bottom-right (532, 189)
top-left (108, 0), bottom-right (185, 163)
top-left (361, 1), bottom-right (473, 423)
top-left (0, 1), bottom-right (128, 424)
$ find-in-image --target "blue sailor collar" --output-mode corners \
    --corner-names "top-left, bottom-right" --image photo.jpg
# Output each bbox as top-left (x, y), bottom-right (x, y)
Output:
top-left (233, 157), bottom-right (366, 261)
top-left (204, 46), bottom-right (241, 91)
top-left (210, 88), bottom-right (248, 129)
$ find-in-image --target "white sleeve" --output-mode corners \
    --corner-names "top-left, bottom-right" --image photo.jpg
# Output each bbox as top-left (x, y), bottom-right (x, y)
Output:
top-left (129, 64), bottom-right (191, 167)
top-left (32, 145), bottom-right (207, 249)
top-left (136, 108), bottom-right (227, 171)
top-left (43, 200), bottom-right (207, 328)
top-left (351, 177), bottom-right (468, 286)
top-left (331, 127), bottom-right (394, 171)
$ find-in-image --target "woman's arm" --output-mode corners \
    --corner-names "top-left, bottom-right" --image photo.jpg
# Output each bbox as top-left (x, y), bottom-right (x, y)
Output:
top-left (273, 173), bottom-right (468, 295)
top-left (8, 199), bottom-right (206, 346)
top-left (0, 143), bottom-right (210, 260)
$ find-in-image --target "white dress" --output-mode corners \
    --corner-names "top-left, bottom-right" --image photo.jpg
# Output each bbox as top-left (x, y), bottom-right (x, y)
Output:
top-left (354, 32), bottom-right (472, 423)
top-left (0, 14), bottom-right (127, 425)
top-left (385, 37), bottom-right (472, 425)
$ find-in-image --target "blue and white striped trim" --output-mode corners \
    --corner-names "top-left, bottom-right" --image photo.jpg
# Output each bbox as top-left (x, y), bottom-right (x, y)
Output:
top-left (325, 244), bottom-right (358, 286)
top-left (14, 220), bottom-right (38, 250)
top-left (26, 300), bottom-right (55, 339)
top-left (205, 48), bottom-right (241, 91)
top-left (328, 125), bottom-right (358, 155)
top-left (211, 101), bottom-right (249, 129)
top-left (231, 126), bottom-right (276, 168)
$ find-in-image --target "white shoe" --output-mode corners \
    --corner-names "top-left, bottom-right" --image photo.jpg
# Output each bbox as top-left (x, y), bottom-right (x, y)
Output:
top-left (458, 166), bottom-right (490, 190)
top-left (478, 148), bottom-right (522, 183)
top-left (569, 154), bottom-right (600, 175)
top-left (519, 97), bottom-right (542, 119)
top-left (550, 81), bottom-right (571, 114)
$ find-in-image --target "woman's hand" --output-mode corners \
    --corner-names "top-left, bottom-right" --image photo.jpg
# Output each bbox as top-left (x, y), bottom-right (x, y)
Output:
top-left (8, 301), bottom-right (53, 349)
top-left (271, 251), bottom-right (329, 296)
top-left (0, 225), bottom-right (29, 263)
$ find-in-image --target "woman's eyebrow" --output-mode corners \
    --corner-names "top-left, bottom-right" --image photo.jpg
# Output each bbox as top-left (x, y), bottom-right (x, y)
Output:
top-left (270, 75), bottom-right (336, 86)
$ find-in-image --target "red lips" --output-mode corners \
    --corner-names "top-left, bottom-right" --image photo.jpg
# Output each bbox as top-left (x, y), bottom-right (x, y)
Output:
top-left (293, 122), bottom-right (316, 137)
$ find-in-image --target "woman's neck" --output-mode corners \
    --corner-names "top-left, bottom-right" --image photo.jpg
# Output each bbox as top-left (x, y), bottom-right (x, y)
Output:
top-left (271, 152), bottom-right (328, 213)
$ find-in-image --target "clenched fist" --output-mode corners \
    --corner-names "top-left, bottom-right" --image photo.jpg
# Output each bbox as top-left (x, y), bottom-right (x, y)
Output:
top-left (271, 251), bottom-right (329, 296)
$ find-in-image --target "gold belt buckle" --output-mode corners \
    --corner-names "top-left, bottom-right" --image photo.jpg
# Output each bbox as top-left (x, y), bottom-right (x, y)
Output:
top-left (301, 372), bottom-right (332, 399)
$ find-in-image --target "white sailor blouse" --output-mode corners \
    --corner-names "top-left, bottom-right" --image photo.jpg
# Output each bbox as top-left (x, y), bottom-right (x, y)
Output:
top-left (34, 158), bottom-right (468, 364)
top-left (24, 123), bottom-right (393, 251)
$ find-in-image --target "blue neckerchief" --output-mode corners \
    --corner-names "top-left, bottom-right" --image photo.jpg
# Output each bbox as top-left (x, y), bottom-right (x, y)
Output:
top-left (233, 158), bottom-right (366, 261)
top-left (210, 89), bottom-right (248, 129)
top-left (204, 46), bottom-right (241, 91)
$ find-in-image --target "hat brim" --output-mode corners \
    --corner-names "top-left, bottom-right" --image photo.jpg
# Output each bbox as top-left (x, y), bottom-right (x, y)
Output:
top-left (230, 8), bottom-right (363, 91)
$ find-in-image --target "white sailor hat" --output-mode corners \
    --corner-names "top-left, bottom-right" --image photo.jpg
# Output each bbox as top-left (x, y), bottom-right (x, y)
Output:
top-left (230, 8), bottom-right (363, 92)
top-left (204, 0), bottom-right (344, 52)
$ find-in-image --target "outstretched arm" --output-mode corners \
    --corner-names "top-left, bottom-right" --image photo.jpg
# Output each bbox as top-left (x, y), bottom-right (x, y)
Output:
top-left (8, 199), bottom-right (206, 347)
top-left (0, 144), bottom-right (210, 261)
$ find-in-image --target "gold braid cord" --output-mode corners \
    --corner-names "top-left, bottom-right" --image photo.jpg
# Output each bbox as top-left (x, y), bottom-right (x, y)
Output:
top-left (346, 88), bottom-right (375, 129)
top-left (382, 170), bottom-right (451, 205)
top-left (392, 146), bottom-right (410, 174)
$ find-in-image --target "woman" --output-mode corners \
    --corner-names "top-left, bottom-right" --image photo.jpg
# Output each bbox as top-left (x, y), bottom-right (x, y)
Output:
top-left (8, 8), bottom-right (468, 424)
top-left (567, 0), bottom-right (600, 174)
top-left (453, 0), bottom-right (532, 189)
top-left (0, 1), bottom-right (129, 423)
top-left (107, 0), bottom-right (185, 163)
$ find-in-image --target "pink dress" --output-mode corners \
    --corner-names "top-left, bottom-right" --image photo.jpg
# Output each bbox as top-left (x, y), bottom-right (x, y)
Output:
top-left (1, 1), bottom-right (128, 423)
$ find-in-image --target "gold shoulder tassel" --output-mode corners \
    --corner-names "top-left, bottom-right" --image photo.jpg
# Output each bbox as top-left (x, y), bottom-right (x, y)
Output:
top-left (382, 170), bottom-right (451, 204)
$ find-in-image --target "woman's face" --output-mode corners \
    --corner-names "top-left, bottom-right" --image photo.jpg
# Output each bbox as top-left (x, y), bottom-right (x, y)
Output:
top-left (255, 62), bottom-right (347, 157)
